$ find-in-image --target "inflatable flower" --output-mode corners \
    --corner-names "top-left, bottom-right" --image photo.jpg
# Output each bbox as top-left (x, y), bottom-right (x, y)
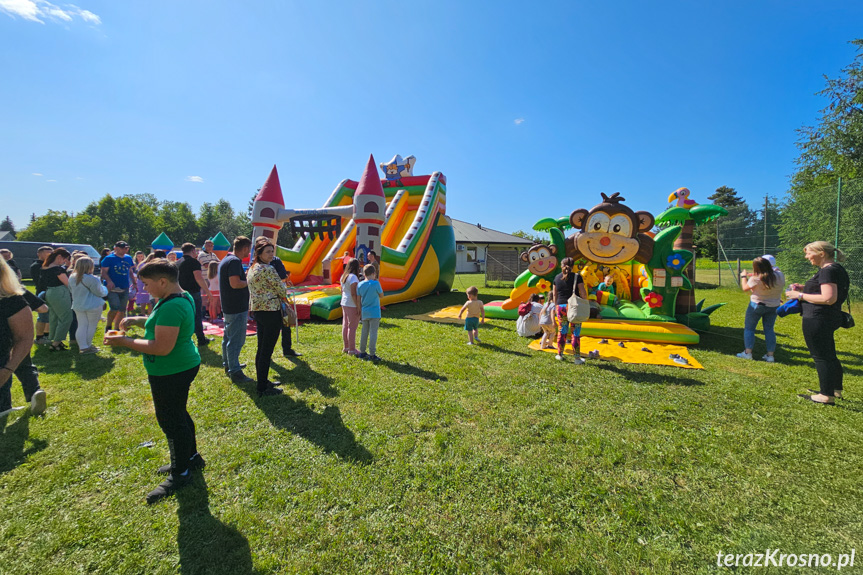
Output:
top-left (666, 254), bottom-right (685, 270)
top-left (644, 291), bottom-right (664, 308)
top-left (536, 279), bottom-right (551, 293)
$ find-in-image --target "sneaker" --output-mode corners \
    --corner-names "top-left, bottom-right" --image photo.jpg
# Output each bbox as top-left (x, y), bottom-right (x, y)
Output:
top-left (762, 355), bottom-right (775, 363)
top-left (197, 337), bottom-right (214, 346)
top-left (674, 356), bottom-right (689, 365)
top-left (230, 370), bottom-right (254, 384)
top-left (555, 354), bottom-right (564, 361)
top-left (35, 336), bottom-right (50, 345)
top-left (369, 355), bottom-right (382, 362)
top-left (158, 453), bottom-right (206, 475)
top-left (466, 342), bottom-right (474, 346)
top-left (81, 346), bottom-right (100, 355)
top-left (30, 390), bottom-right (47, 416)
top-left (474, 337), bottom-right (481, 343)
top-left (283, 349), bottom-right (300, 357)
top-left (572, 356), bottom-right (585, 365)
top-left (356, 352), bottom-right (369, 360)
top-left (224, 363), bottom-right (247, 375)
top-left (736, 352), bottom-right (752, 360)
top-left (258, 386), bottom-right (283, 398)
top-left (146, 472), bottom-right (191, 504)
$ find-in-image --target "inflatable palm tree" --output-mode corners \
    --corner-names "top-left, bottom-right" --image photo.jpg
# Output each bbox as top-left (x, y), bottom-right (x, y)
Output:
top-left (655, 190), bottom-right (727, 315)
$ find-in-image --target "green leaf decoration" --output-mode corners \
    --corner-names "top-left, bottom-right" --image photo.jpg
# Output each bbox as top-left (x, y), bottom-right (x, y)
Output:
top-left (700, 303), bottom-right (726, 316)
top-left (556, 217), bottom-right (573, 230)
top-left (532, 218), bottom-right (559, 231)
top-left (655, 207), bottom-right (692, 227)
top-left (696, 298), bottom-right (706, 312)
top-left (688, 204), bottom-right (728, 225)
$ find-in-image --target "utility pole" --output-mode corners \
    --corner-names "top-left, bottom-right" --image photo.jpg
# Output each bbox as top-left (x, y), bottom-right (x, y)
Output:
top-left (763, 194), bottom-right (768, 255)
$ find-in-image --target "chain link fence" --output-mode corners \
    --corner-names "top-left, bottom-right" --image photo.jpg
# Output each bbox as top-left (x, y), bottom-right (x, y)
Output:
top-left (694, 177), bottom-right (861, 298)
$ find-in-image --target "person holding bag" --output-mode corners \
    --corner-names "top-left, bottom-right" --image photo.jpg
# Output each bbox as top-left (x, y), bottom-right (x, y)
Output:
top-left (785, 241), bottom-right (851, 405)
top-left (551, 257), bottom-right (588, 363)
top-left (247, 238), bottom-right (288, 397)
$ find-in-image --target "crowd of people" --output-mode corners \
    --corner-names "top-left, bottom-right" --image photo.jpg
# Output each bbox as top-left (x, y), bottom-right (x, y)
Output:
top-left (0, 236), bottom-right (853, 504)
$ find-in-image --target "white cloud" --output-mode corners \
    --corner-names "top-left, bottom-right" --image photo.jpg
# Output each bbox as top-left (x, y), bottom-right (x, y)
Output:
top-left (185, 176), bottom-right (204, 183)
top-left (0, 0), bottom-right (101, 25)
top-left (514, 118), bottom-right (525, 125)
top-left (32, 172), bottom-right (42, 176)
top-left (46, 179), bottom-right (57, 182)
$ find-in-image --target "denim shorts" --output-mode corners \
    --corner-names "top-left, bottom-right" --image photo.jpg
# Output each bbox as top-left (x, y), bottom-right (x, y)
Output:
top-left (106, 289), bottom-right (130, 311)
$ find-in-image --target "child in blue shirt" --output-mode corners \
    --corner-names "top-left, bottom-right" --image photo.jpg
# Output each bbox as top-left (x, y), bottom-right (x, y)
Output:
top-left (356, 264), bottom-right (384, 361)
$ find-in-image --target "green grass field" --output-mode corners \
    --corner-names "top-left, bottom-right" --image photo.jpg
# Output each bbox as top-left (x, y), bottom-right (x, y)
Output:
top-left (2, 275), bottom-right (862, 574)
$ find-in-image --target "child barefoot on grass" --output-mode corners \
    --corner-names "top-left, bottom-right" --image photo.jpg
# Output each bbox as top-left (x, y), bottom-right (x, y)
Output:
top-left (357, 264), bottom-right (383, 361)
top-left (458, 286), bottom-right (485, 345)
top-left (538, 292), bottom-right (556, 349)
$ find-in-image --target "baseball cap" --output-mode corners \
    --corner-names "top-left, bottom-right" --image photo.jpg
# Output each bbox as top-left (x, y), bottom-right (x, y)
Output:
top-left (761, 254), bottom-right (776, 267)
top-left (115, 241), bottom-right (129, 248)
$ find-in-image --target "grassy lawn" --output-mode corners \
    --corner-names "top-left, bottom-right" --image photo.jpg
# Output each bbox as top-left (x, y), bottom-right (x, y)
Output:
top-left (2, 275), bottom-right (862, 574)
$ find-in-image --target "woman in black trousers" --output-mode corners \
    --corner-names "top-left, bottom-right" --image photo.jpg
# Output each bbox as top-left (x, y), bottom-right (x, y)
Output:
top-left (786, 241), bottom-right (850, 405)
top-left (247, 238), bottom-right (289, 397)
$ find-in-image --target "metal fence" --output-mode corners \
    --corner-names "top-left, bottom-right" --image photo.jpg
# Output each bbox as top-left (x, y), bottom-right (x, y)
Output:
top-left (696, 177), bottom-right (862, 297)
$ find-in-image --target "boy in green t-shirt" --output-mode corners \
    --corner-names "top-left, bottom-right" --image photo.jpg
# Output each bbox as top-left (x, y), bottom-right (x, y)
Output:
top-left (105, 259), bottom-right (203, 504)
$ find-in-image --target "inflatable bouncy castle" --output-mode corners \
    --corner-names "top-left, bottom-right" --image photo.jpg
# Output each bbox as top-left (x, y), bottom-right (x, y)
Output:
top-left (485, 190), bottom-right (727, 344)
top-left (249, 154), bottom-right (456, 319)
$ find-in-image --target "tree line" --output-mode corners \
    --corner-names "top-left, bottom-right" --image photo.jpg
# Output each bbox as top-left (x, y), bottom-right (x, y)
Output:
top-left (11, 194), bottom-right (252, 251)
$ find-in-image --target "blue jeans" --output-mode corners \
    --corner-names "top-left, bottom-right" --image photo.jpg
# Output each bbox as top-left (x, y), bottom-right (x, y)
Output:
top-left (222, 311), bottom-right (248, 374)
top-left (744, 302), bottom-right (778, 353)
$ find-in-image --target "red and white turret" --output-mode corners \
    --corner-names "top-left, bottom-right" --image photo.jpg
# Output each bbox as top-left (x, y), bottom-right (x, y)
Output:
top-left (353, 154), bottom-right (386, 256)
top-left (251, 165), bottom-right (286, 242)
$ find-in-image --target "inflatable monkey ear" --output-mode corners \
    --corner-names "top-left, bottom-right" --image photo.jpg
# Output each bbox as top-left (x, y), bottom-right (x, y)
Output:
top-left (570, 209), bottom-right (589, 230)
top-left (636, 211), bottom-right (654, 231)
top-left (520, 250), bottom-right (530, 262)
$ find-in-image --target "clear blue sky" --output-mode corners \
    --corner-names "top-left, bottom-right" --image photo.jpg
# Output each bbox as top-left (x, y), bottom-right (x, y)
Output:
top-left (1, 0), bottom-right (861, 236)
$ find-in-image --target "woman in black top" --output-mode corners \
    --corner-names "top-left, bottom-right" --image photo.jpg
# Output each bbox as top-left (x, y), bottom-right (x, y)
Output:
top-left (42, 248), bottom-right (73, 351)
top-left (550, 257), bottom-right (588, 363)
top-left (785, 241), bottom-right (850, 404)
top-left (1, 258), bottom-right (46, 417)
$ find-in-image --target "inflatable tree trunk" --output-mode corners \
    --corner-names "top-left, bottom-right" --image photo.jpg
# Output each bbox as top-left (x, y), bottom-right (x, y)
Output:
top-left (673, 219), bottom-right (696, 315)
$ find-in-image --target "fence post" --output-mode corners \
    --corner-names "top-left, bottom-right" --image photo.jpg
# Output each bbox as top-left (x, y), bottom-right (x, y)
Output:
top-left (717, 258), bottom-right (721, 287)
top-left (835, 177), bottom-right (842, 249)
top-left (736, 259), bottom-right (741, 286)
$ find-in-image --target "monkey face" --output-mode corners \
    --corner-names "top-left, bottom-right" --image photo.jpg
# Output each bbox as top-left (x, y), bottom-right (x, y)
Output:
top-left (575, 210), bottom-right (641, 264)
top-left (521, 244), bottom-right (558, 276)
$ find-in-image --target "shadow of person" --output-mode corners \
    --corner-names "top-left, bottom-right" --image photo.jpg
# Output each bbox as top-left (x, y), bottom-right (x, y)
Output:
top-left (476, 342), bottom-right (530, 357)
top-left (198, 346), bottom-right (227, 370)
top-left (176, 474), bottom-right (258, 575)
top-left (377, 359), bottom-right (448, 382)
top-left (237, 383), bottom-right (372, 464)
top-left (592, 362), bottom-right (705, 386)
top-left (271, 357), bottom-right (338, 397)
top-left (0, 412), bottom-right (48, 475)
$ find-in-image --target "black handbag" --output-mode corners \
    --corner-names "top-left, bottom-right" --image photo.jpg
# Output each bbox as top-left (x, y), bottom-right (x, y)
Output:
top-left (841, 293), bottom-right (854, 329)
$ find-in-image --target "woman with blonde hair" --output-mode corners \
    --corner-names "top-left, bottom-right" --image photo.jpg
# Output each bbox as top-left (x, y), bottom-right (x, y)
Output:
top-left (70, 256), bottom-right (109, 354)
top-left (786, 241), bottom-right (851, 405)
top-left (42, 248), bottom-right (73, 351)
top-left (1, 257), bottom-right (47, 416)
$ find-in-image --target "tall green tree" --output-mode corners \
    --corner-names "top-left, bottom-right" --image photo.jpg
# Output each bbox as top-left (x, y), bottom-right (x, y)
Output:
top-left (158, 201), bottom-right (199, 247)
top-left (16, 210), bottom-right (72, 242)
top-left (0, 216), bottom-right (15, 235)
top-left (691, 186), bottom-right (756, 260)
top-left (779, 38), bottom-right (863, 283)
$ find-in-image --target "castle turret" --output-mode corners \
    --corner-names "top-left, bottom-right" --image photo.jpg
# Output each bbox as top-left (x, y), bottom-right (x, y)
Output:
top-left (353, 154), bottom-right (386, 259)
top-left (251, 165), bottom-right (286, 242)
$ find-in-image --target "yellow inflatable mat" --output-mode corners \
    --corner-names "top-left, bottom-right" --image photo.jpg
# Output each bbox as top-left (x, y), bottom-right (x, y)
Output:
top-left (529, 338), bottom-right (703, 369)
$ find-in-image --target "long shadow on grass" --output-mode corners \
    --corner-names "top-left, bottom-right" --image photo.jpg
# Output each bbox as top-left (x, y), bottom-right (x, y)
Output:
top-left (237, 384), bottom-right (372, 464)
top-left (592, 362), bottom-right (705, 386)
top-left (765, 343), bottom-right (863, 376)
top-left (376, 359), bottom-right (448, 382)
top-left (198, 346), bottom-right (227, 370)
top-left (30, 349), bottom-right (115, 380)
top-left (271, 357), bottom-right (338, 397)
top-left (477, 342), bottom-right (530, 357)
top-left (0, 412), bottom-right (48, 474)
top-left (176, 474), bottom-right (258, 575)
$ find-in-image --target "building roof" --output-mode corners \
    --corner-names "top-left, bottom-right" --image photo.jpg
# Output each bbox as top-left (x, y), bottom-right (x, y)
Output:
top-left (450, 218), bottom-right (533, 246)
top-left (0, 231), bottom-right (14, 241)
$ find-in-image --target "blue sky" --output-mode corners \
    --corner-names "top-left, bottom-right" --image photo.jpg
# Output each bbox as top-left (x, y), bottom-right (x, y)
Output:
top-left (1, 0), bottom-right (861, 237)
